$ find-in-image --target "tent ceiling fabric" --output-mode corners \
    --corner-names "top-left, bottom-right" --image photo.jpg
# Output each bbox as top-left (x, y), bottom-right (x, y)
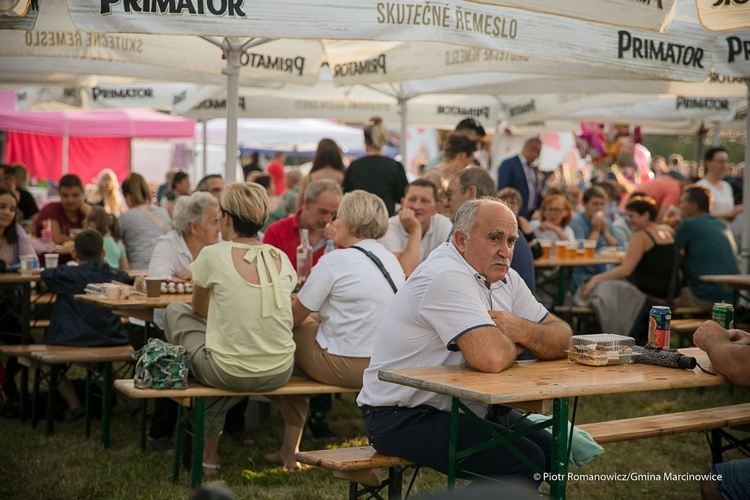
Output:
top-left (0, 0), bottom-right (32, 17)
top-left (463, 0), bottom-right (678, 32)
top-left (0, 1), bottom-right (323, 86)
top-left (0, 108), bottom-right (195, 137)
top-left (67, 0), bottom-right (714, 81)
top-left (696, 1), bottom-right (750, 32)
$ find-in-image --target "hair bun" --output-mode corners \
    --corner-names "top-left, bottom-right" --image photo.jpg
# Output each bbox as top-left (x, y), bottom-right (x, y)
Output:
top-left (369, 116), bottom-right (383, 126)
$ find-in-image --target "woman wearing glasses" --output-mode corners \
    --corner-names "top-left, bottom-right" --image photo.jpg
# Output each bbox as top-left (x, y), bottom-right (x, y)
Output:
top-left (697, 147), bottom-right (741, 222)
top-left (529, 194), bottom-right (575, 242)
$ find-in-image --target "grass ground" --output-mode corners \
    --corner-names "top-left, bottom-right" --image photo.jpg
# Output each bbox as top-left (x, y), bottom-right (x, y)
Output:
top-left (1, 380), bottom-right (748, 499)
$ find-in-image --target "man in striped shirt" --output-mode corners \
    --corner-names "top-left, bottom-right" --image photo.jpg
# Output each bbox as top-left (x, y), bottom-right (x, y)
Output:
top-left (358, 198), bottom-right (571, 487)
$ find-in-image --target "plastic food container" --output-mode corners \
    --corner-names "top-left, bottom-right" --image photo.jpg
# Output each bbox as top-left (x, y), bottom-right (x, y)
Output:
top-left (567, 333), bottom-right (636, 366)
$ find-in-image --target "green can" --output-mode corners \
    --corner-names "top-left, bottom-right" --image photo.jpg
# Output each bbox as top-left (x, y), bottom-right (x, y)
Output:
top-left (712, 302), bottom-right (734, 329)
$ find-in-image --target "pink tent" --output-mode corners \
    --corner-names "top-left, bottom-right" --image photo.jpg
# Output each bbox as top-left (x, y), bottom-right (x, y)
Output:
top-left (0, 108), bottom-right (195, 183)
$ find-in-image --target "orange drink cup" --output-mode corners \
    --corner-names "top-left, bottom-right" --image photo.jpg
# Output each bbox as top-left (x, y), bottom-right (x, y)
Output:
top-left (539, 240), bottom-right (552, 259)
top-left (554, 242), bottom-right (566, 260)
top-left (583, 240), bottom-right (597, 259)
top-left (566, 242), bottom-right (578, 260)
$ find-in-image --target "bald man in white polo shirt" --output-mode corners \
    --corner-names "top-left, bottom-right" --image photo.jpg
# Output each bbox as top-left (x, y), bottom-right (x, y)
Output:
top-left (358, 198), bottom-right (572, 487)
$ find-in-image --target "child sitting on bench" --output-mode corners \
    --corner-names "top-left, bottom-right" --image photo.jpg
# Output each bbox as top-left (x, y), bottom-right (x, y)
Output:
top-left (41, 229), bottom-right (130, 420)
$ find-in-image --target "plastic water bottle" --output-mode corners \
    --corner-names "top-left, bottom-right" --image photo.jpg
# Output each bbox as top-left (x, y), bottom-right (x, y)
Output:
top-left (324, 239), bottom-right (336, 255)
top-left (296, 229), bottom-right (313, 288)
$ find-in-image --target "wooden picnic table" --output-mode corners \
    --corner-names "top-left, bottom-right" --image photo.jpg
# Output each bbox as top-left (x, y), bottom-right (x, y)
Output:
top-left (379, 347), bottom-right (724, 499)
top-left (74, 293), bottom-right (192, 322)
top-left (535, 254), bottom-right (623, 306)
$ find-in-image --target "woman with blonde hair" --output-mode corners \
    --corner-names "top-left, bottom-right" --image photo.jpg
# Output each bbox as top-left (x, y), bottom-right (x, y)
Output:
top-left (85, 169), bottom-right (124, 217)
top-left (164, 182), bottom-right (297, 476)
top-left (266, 190), bottom-right (405, 469)
top-left (343, 116), bottom-right (409, 217)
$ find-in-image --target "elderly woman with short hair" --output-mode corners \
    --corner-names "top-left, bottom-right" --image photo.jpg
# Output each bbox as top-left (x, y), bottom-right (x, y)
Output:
top-left (164, 183), bottom-right (297, 475)
top-left (145, 192), bottom-right (221, 452)
top-left (266, 190), bottom-right (406, 469)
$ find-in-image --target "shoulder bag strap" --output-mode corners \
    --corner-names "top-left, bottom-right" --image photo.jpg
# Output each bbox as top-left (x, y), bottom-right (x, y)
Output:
top-left (350, 245), bottom-right (398, 294)
top-left (137, 206), bottom-right (169, 234)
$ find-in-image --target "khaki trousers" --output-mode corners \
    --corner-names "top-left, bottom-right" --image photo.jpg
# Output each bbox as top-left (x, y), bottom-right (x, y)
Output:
top-left (270, 317), bottom-right (370, 429)
top-left (164, 301), bottom-right (292, 438)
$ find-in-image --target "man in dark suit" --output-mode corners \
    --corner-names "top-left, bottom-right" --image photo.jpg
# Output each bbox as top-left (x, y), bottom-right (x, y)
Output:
top-left (496, 138), bottom-right (542, 219)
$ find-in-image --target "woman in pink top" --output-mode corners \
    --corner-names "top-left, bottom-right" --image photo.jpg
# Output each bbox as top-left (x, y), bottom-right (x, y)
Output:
top-left (0, 186), bottom-right (37, 413)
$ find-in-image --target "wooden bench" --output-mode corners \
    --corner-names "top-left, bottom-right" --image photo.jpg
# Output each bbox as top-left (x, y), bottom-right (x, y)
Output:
top-left (296, 446), bottom-right (418, 500)
top-left (115, 377), bottom-right (360, 488)
top-left (30, 345), bottom-right (135, 447)
top-left (294, 403), bottom-right (750, 499)
top-left (579, 403), bottom-right (750, 463)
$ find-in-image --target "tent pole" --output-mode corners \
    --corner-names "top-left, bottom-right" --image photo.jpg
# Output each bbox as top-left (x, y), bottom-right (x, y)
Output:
top-left (711, 121), bottom-right (721, 147)
top-left (201, 120), bottom-right (208, 179)
top-left (741, 82), bottom-right (750, 274)
top-left (62, 134), bottom-right (69, 175)
top-left (398, 96), bottom-right (408, 173)
top-left (223, 38), bottom-right (241, 183)
top-left (695, 122), bottom-right (706, 166)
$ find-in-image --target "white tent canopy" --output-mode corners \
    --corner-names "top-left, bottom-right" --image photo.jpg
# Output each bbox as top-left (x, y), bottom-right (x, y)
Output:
top-left (67, 0), bottom-right (715, 82)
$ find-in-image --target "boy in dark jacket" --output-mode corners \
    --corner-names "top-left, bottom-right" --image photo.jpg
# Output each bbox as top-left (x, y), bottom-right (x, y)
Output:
top-left (41, 229), bottom-right (130, 419)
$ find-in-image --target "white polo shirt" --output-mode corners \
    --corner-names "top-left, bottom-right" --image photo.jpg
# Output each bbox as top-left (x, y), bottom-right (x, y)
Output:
top-left (357, 242), bottom-right (548, 415)
top-left (297, 239), bottom-right (405, 358)
top-left (380, 213), bottom-right (453, 264)
top-left (147, 230), bottom-right (192, 330)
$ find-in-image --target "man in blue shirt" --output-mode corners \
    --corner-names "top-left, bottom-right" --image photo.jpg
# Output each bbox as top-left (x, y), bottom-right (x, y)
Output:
top-left (568, 186), bottom-right (618, 292)
top-left (676, 185), bottom-right (739, 310)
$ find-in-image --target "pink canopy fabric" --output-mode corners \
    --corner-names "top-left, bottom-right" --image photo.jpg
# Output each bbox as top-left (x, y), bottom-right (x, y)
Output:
top-left (0, 108), bottom-right (195, 138)
top-left (1, 108), bottom-right (195, 183)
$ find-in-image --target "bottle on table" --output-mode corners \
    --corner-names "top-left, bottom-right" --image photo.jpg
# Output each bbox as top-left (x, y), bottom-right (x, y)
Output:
top-left (296, 229), bottom-right (313, 288)
top-left (41, 219), bottom-right (53, 244)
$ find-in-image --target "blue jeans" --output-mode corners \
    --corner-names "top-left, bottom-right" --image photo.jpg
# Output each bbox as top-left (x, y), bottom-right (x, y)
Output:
top-left (712, 458), bottom-right (750, 500)
top-left (363, 405), bottom-right (551, 486)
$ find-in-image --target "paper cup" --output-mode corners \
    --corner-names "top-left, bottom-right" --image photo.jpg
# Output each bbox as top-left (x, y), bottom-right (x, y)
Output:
top-left (145, 278), bottom-right (162, 298)
top-left (44, 253), bottom-right (59, 269)
top-left (20, 255), bottom-right (35, 275)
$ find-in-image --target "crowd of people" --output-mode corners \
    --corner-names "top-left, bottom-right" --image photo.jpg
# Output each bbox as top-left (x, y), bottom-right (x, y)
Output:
top-left (0, 117), bottom-right (747, 498)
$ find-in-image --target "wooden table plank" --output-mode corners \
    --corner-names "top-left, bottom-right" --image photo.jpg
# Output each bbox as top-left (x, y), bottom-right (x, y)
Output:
top-left (378, 348), bottom-right (724, 405)
top-left (700, 274), bottom-right (750, 290)
top-left (31, 345), bottom-right (135, 364)
top-left (535, 256), bottom-right (622, 269)
top-left (74, 293), bottom-right (192, 311)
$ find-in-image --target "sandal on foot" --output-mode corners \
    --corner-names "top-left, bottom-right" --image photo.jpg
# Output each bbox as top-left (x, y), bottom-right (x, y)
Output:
top-left (202, 462), bottom-right (220, 477)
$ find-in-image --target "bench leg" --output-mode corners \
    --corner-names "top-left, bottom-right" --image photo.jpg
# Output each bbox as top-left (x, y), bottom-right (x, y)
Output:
top-left (30, 365), bottom-right (41, 428)
top-left (19, 364), bottom-right (29, 422)
top-left (46, 364), bottom-right (61, 435)
top-left (85, 369), bottom-right (92, 439)
top-left (173, 404), bottom-right (185, 483)
top-left (387, 466), bottom-right (403, 500)
top-left (191, 397), bottom-right (205, 489)
top-left (101, 362), bottom-right (113, 448)
top-left (140, 400), bottom-right (148, 453)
